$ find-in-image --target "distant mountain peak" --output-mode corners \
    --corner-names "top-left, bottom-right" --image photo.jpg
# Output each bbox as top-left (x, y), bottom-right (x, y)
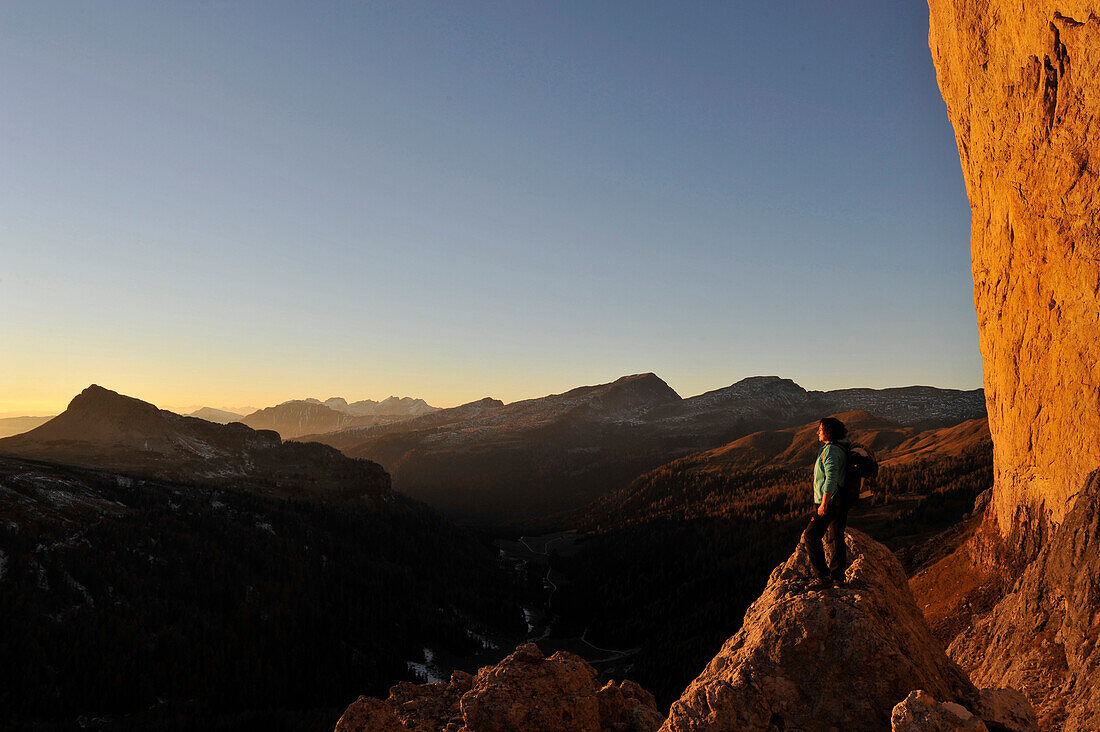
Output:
top-left (68, 384), bottom-right (161, 418)
top-left (188, 407), bottom-right (244, 424)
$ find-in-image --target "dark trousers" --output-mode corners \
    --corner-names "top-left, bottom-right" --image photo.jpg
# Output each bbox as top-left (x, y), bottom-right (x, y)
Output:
top-left (803, 500), bottom-right (849, 580)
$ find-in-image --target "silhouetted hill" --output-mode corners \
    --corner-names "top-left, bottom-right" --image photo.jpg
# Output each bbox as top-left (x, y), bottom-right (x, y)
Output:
top-left (0, 385), bottom-right (388, 503)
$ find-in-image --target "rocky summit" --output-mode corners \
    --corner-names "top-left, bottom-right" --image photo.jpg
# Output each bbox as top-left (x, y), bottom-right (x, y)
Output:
top-left (335, 643), bottom-right (663, 732)
top-left (660, 530), bottom-right (990, 731)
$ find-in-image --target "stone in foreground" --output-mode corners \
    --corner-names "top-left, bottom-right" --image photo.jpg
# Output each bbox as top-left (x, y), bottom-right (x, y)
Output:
top-left (335, 643), bottom-right (662, 732)
top-left (892, 690), bottom-right (988, 732)
top-left (891, 688), bottom-right (1038, 732)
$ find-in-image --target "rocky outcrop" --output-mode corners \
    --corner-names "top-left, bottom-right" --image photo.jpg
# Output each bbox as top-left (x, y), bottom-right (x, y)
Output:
top-left (947, 471), bottom-right (1100, 729)
top-left (892, 690), bottom-right (989, 732)
top-left (660, 530), bottom-right (997, 731)
top-left (927, 1), bottom-right (1100, 546)
top-left (891, 688), bottom-right (1038, 732)
top-left (335, 643), bottom-right (663, 732)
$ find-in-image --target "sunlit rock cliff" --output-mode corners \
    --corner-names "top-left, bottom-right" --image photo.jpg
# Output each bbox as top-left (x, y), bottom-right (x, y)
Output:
top-left (928, 1), bottom-right (1100, 546)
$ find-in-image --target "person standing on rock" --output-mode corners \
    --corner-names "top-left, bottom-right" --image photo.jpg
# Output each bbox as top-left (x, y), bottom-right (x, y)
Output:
top-left (803, 416), bottom-right (851, 588)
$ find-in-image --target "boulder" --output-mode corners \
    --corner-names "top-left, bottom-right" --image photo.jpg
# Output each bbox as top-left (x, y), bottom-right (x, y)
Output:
top-left (597, 680), bottom-right (667, 732)
top-left (660, 530), bottom-right (978, 731)
top-left (892, 690), bottom-right (988, 732)
top-left (335, 696), bottom-right (406, 732)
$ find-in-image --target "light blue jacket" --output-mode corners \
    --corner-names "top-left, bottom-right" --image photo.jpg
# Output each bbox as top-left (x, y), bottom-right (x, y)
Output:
top-left (813, 439), bottom-right (849, 504)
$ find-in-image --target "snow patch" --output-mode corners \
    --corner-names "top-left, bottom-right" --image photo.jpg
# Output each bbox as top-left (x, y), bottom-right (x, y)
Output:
top-left (406, 647), bottom-right (445, 683)
top-left (523, 607), bottom-right (537, 633)
top-left (176, 436), bottom-right (220, 459)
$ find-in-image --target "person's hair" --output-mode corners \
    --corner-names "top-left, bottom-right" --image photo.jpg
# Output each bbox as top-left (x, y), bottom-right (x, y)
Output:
top-left (818, 417), bottom-right (847, 441)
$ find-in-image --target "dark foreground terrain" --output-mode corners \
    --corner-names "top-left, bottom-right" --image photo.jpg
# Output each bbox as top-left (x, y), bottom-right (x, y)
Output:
top-left (0, 457), bottom-right (525, 731)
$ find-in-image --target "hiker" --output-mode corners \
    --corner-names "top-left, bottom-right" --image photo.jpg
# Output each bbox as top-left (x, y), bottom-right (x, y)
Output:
top-left (803, 416), bottom-right (851, 588)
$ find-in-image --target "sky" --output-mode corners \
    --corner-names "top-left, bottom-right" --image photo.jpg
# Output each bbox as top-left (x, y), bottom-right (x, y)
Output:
top-left (0, 1), bottom-right (978, 415)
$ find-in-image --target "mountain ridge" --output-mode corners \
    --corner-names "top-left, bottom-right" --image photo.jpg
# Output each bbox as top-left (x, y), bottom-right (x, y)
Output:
top-left (299, 374), bottom-right (985, 523)
top-left (240, 395), bottom-right (439, 439)
top-left (0, 385), bottom-right (389, 503)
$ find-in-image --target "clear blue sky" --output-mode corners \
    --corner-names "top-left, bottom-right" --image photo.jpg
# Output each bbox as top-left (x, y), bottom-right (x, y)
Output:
top-left (0, 1), bottom-right (977, 414)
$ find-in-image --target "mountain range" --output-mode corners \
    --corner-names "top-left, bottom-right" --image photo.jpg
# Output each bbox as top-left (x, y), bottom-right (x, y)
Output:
top-left (298, 374), bottom-right (985, 523)
top-left (236, 395), bottom-right (439, 439)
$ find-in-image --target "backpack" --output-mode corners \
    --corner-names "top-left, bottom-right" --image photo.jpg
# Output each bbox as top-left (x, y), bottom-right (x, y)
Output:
top-left (841, 443), bottom-right (879, 508)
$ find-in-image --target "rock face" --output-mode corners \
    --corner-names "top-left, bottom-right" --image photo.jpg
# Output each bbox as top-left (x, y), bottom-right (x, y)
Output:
top-left (927, 1), bottom-right (1100, 546)
top-left (335, 643), bottom-right (663, 732)
top-left (926, 4), bottom-right (1100, 727)
top-left (660, 530), bottom-right (982, 731)
top-left (947, 471), bottom-right (1100, 729)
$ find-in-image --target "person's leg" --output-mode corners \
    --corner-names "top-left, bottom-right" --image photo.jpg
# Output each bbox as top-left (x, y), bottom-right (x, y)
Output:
top-left (802, 513), bottom-right (831, 579)
top-left (828, 503), bottom-right (849, 582)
